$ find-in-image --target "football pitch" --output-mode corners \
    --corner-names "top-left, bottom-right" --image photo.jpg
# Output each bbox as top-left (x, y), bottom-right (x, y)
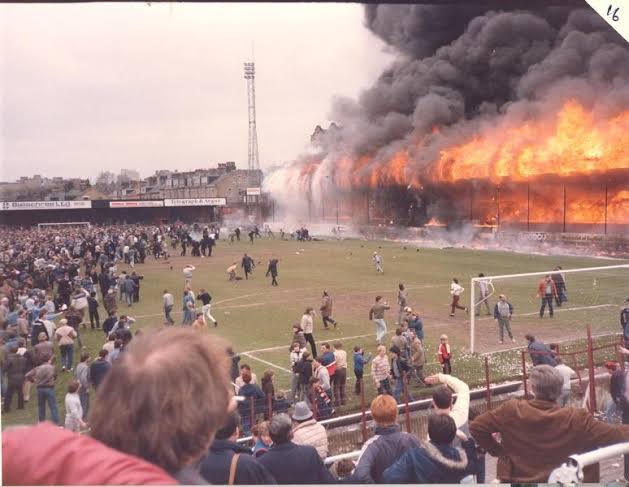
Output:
top-left (3, 237), bottom-right (628, 428)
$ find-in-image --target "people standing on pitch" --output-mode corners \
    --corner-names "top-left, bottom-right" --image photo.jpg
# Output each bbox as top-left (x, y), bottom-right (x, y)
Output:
top-left (475, 273), bottom-right (493, 316)
top-left (320, 291), bottom-right (337, 330)
top-left (87, 291), bottom-right (100, 330)
top-left (373, 251), bottom-right (383, 273)
top-left (621, 297), bottom-right (629, 347)
top-left (551, 266), bottom-right (568, 307)
top-left (494, 294), bottom-right (515, 344)
top-left (437, 334), bottom-right (452, 374)
top-left (537, 274), bottom-right (558, 318)
top-left (369, 295), bottom-right (390, 344)
top-left (248, 230), bottom-right (255, 244)
top-left (266, 258), bottom-right (279, 287)
top-left (301, 307), bottom-right (317, 358)
top-left (397, 283), bottom-right (408, 325)
top-left (449, 278), bottom-right (467, 317)
top-left (241, 253), bottom-right (255, 280)
top-left (353, 346), bottom-right (372, 395)
top-left (197, 288), bottom-right (218, 328)
top-left (162, 289), bottom-right (175, 325)
top-left (183, 264), bottom-right (196, 287)
top-left (181, 289), bottom-right (195, 326)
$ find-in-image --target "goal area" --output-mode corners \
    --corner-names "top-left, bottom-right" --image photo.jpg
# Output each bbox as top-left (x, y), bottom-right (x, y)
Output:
top-left (37, 222), bottom-right (91, 231)
top-left (469, 264), bottom-right (629, 353)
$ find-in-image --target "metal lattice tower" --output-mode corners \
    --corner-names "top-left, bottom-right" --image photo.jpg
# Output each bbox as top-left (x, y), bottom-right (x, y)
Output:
top-left (243, 62), bottom-right (260, 171)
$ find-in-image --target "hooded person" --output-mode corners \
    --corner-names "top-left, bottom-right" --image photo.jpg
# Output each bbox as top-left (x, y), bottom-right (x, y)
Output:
top-left (290, 401), bottom-right (329, 460)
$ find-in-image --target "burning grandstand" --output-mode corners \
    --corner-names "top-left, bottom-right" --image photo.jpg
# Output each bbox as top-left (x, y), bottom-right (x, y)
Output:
top-left (265, 4), bottom-right (629, 236)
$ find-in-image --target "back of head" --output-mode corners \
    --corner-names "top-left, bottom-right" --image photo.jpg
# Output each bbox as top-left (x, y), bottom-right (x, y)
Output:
top-left (530, 364), bottom-right (563, 403)
top-left (432, 386), bottom-right (453, 410)
top-left (371, 394), bottom-right (398, 426)
top-left (89, 328), bottom-right (231, 474)
top-left (214, 412), bottom-right (241, 441)
top-left (268, 413), bottom-right (293, 445)
top-left (428, 414), bottom-right (457, 445)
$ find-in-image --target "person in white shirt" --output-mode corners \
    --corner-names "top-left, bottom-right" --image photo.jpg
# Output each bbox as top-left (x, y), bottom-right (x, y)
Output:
top-left (449, 278), bottom-right (468, 317)
top-left (373, 252), bottom-right (383, 273)
top-left (554, 357), bottom-right (576, 406)
top-left (300, 307), bottom-right (317, 358)
top-left (162, 290), bottom-right (175, 325)
top-left (64, 381), bottom-right (86, 432)
top-left (183, 265), bottom-right (196, 286)
top-left (234, 364), bottom-right (257, 393)
top-left (475, 273), bottom-right (493, 316)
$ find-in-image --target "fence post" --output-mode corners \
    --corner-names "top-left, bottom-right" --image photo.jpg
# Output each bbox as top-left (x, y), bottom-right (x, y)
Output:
top-left (249, 397), bottom-right (255, 433)
top-left (586, 324), bottom-right (597, 414)
top-left (403, 372), bottom-right (411, 433)
top-left (267, 393), bottom-right (273, 420)
top-left (360, 378), bottom-right (367, 443)
top-left (521, 351), bottom-right (528, 397)
top-left (484, 356), bottom-right (492, 410)
top-left (572, 353), bottom-right (584, 393)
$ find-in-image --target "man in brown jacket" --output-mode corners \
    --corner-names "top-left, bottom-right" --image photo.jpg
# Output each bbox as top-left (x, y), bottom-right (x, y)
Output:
top-left (320, 291), bottom-right (337, 330)
top-left (470, 364), bottom-right (629, 483)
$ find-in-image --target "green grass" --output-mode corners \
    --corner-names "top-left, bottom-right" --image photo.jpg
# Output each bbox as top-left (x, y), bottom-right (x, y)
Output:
top-left (3, 237), bottom-right (627, 428)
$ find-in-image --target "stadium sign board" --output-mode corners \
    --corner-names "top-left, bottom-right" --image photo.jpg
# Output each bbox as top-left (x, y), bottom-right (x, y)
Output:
top-left (109, 200), bottom-right (164, 208)
top-left (164, 198), bottom-right (226, 207)
top-left (246, 187), bottom-right (261, 196)
top-left (0, 200), bottom-right (92, 211)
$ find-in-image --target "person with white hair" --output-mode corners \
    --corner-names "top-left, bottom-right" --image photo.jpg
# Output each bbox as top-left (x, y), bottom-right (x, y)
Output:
top-left (470, 364), bottom-right (629, 483)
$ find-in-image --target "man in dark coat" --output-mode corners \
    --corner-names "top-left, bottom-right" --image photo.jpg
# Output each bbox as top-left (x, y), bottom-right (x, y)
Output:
top-left (241, 254), bottom-right (255, 280)
top-left (525, 334), bottom-right (556, 367)
top-left (199, 412), bottom-right (276, 484)
top-left (89, 349), bottom-right (111, 390)
top-left (266, 259), bottom-right (279, 287)
top-left (3, 344), bottom-right (28, 411)
top-left (258, 413), bottom-right (335, 484)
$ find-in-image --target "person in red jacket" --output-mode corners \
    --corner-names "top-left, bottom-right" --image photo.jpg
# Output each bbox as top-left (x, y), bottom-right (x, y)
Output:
top-left (437, 334), bottom-right (452, 375)
top-left (537, 275), bottom-right (558, 318)
top-left (2, 423), bottom-right (177, 485)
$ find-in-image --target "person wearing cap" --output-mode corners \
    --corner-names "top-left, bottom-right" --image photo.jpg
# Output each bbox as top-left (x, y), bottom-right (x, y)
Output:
top-left (493, 294), bottom-right (515, 344)
top-left (291, 401), bottom-right (329, 460)
top-left (620, 297), bottom-right (629, 347)
top-left (55, 318), bottom-right (77, 371)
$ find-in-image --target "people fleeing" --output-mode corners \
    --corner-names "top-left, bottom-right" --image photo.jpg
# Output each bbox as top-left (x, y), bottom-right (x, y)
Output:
top-left (369, 296), bottom-right (390, 344)
top-left (372, 345), bottom-right (392, 395)
top-left (554, 357), bottom-right (576, 406)
top-left (470, 364), bottom-right (629, 483)
top-left (373, 251), bottom-right (383, 273)
top-left (197, 288), bottom-right (218, 327)
top-left (397, 283), bottom-right (408, 324)
top-left (301, 307), bottom-right (317, 358)
top-left (437, 334), bottom-right (452, 374)
top-left (449, 278), bottom-right (467, 317)
top-left (350, 394), bottom-right (420, 483)
top-left (162, 290), bottom-right (175, 325)
top-left (525, 334), bottom-right (557, 366)
top-left (353, 346), bottom-right (372, 395)
top-left (241, 253), bottom-right (255, 280)
top-left (475, 273), bottom-right (493, 316)
top-left (537, 274), bottom-right (558, 318)
top-left (494, 294), bottom-right (515, 344)
top-left (266, 258), bottom-right (279, 286)
top-left (320, 291), bottom-right (337, 329)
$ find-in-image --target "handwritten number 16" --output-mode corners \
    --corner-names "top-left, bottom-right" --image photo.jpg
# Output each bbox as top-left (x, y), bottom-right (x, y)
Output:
top-left (607, 5), bottom-right (620, 21)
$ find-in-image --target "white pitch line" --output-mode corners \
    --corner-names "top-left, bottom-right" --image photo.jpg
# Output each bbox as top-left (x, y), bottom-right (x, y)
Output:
top-left (241, 352), bottom-right (293, 374)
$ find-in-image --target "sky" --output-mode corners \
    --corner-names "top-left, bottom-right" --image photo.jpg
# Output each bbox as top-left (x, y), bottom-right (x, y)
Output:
top-left (0, 3), bottom-right (394, 181)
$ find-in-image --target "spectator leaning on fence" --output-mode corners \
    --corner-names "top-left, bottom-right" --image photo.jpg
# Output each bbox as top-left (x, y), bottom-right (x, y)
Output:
top-left (349, 394), bottom-right (421, 483)
top-left (525, 334), bottom-right (557, 367)
top-left (469, 364), bottom-right (629, 483)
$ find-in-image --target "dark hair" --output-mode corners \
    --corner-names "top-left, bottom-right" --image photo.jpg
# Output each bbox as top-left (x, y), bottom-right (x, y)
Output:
top-left (432, 386), bottom-right (453, 409)
top-left (428, 414), bottom-right (457, 444)
top-left (68, 380), bottom-right (80, 394)
top-left (478, 273), bottom-right (484, 277)
top-left (215, 412), bottom-right (241, 440)
top-left (98, 349), bottom-right (109, 359)
top-left (398, 283), bottom-right (404, 290)
top-left (453, 278), bottom-right (459, 284)
top-left (353, 346), bottom-right (361, 353)
top-left (525, 334), bottom-right (535, 343)
top-left (80, 352), bottom-right (90, 362)
top-left (395, 328), bottom-right (402, 336)
top-left (89, 328), bottom-right (232, 473)
top-left (242, 371), bottom-right (252, 384)
top-left (321, 342), bottom-right (330, 351)
top-left (240, 364), bottom-right (251, 371)
top-left (375, 295), bottom-right (382, 301)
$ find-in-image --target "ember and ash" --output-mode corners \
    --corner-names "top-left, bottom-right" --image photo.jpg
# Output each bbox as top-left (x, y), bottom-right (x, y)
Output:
top-left (265, 4), bottom-right (629, 232)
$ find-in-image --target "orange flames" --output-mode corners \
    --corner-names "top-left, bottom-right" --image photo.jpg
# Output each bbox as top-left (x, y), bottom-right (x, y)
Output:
top-left (436, 100), bottom-right (629, 182)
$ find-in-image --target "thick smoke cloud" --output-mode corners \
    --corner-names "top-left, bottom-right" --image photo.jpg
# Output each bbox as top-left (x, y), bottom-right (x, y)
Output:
top-left (265, 3), bottom-right (629, 220)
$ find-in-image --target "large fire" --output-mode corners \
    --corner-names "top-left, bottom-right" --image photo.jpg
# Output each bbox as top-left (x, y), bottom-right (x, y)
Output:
top-left (296, 100), bottom-right (628, 227)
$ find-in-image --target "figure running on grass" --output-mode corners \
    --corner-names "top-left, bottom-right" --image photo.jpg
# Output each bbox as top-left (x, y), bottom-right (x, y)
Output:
top-left (373, 251), bottom-right (383, 274)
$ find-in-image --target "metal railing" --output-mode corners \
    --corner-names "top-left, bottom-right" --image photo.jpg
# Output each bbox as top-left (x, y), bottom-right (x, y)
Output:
top-left (549, 442), bottom-right (629, 484)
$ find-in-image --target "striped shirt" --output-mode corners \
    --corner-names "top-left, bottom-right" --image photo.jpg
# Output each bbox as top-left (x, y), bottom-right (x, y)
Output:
top-left (371, 355), bottom-right (391, 382)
